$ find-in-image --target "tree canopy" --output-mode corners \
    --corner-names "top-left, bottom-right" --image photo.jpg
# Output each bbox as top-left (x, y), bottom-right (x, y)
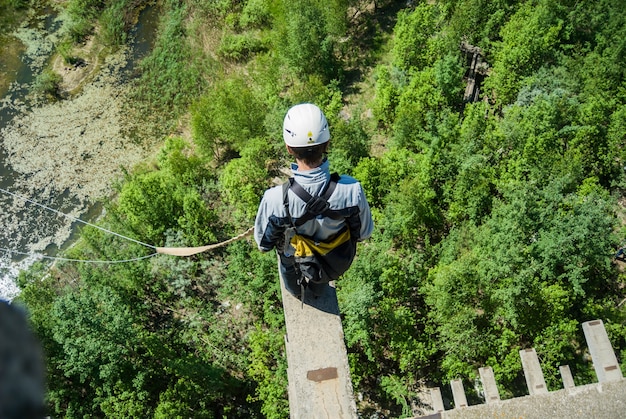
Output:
top-left (11, 0), bottom-right (626, 417)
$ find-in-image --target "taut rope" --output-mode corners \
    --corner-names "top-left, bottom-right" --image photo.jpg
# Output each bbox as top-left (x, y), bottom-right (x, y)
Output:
top-left (0, 187), bottom-right (254, 263)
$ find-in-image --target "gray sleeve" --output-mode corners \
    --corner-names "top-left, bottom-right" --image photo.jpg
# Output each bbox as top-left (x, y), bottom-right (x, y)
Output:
top-left (254, 186), bottom-right (287, 252)
top-left (254, 191), bottom-right (272, 251)
top-left (357, 185), bottom-right (374, 241)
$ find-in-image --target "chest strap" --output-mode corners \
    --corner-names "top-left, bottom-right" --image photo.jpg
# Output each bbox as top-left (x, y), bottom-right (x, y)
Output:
top-left (283, 173), bottom-right (341, 227)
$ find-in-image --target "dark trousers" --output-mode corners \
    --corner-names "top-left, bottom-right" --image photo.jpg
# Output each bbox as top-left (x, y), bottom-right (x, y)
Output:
top-left (278, 252), bottom-right (325, 297)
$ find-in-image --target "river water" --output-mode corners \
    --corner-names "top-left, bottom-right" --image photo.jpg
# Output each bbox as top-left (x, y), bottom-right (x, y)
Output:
top-left (0, 6), bottom-right (160, 300)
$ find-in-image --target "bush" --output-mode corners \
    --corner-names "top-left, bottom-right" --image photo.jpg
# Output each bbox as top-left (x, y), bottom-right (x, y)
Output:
top-left (218, 32), bottom-right (267, 61)
top-left (191, 77), bottom-right (267, 161)
top-left (57, 38), bottom-right (81, 65)
top-left (98, 0), bottom-right (130, 46)
top-left (66, 16), bottom-right (93, 43)
top-left (33, 69), bottom-right (62, 99)
top-left (239, 0), bottom-right (272, 29)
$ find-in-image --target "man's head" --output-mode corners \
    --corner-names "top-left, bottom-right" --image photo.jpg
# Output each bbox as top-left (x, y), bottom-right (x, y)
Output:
top-left (283, 103), bottom-right (330, 167)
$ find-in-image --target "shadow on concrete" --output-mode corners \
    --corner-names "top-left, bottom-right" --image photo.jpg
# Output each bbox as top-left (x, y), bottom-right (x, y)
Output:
top-left (300, 283), bottom-right (341, 315)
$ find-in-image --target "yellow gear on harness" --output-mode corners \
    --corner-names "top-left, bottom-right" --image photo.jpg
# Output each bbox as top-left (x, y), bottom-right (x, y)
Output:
top-left (290, 229), bottom-right (351, 258)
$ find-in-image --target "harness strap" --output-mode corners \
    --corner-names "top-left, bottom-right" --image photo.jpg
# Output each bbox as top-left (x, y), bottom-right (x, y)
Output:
top-left (282, 173), bottom-right (342, 307)
top-left (289, 173), bottom-right (339, 203)
top-left (282, 181), bottom-right (292, 226)
top-left (287, 173), bottom-right (341, 227)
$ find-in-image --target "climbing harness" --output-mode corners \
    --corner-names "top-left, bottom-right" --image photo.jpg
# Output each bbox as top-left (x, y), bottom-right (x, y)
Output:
top-left (282, 173), bottom-right (357, 307)
top-left (0, 187), bottom-right (253, 264)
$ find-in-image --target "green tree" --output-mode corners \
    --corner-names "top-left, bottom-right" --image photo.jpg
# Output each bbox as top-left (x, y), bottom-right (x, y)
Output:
top-left (113, 138), bottom-right (219, 247)
top-left (247, 326), bottom-right (289, 419)
top-left (427, 176), bottom-right (621, 391)
top-left (326, 115), bottom-right (371, 175)
top-left (444, 0), bottom-right (518, 49)
top-left (48, 285), bottom-right (151, 416)
top-left (219, 137), bottom-right (273, 223)
top-left (353, 148), bottom-right (423, 210)
top-left (392, 67), bottom-right (453, 151)
top-left (338, 234), bottom-right (436, 416)
top-left (191, 77), bottom-right (267, 161)
top-left (444, 102), bottom-right (499, 224)
top-left (221, 242), bottom-right (287, 417)
top-left (372, 65), bottom-right (400, 128)
top-left (391, 3), bottom-right (440, 72)
top-left (274, 0), bottom-right (343, 82)
top-left (486, 1), bottom-right (565, 105)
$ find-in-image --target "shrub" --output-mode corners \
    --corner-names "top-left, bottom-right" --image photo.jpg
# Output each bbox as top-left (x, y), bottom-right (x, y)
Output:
top-left (33, 69), bottom-right (62, 99)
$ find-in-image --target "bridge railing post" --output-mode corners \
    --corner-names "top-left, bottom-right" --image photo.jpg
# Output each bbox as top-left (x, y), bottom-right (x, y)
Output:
top-left (582, 319), bottom-right (624, 383)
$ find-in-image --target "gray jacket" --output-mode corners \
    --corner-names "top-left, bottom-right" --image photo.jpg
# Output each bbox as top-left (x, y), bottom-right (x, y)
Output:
top-left (254, 160), bottom-right (373, 252)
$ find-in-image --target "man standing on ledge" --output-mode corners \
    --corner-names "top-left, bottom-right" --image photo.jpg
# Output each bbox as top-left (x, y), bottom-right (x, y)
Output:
top-left (254, 103), bottom-right (373, 298)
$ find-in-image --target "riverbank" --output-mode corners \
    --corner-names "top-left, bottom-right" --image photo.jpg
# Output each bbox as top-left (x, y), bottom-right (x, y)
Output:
top-left (51, 33), bottom-right (107, 95)
top-left (0, 11), bottom-right (159, 300)
top-left (3, 51), bottom-right (147, 207)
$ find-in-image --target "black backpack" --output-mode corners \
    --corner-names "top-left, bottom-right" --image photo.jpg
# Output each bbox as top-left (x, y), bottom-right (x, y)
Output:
top-left (282, 174), bottom-right (358, 289)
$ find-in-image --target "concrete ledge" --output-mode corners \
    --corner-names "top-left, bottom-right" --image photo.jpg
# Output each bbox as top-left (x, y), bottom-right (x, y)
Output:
top-left (418, 380), bottom-right (626, 419)
top-left (279, 267), bottom-right (357, 419)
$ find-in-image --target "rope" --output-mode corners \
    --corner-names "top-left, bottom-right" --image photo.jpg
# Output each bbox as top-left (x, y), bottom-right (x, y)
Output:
top-left (0, 187), bottom-right (156, 250)
top-left (0, 186), bottom-right (256, 263)
top-left (0, 247), bottom-right (158, 264)
top-left (156, 226), bottom-right (255, 256)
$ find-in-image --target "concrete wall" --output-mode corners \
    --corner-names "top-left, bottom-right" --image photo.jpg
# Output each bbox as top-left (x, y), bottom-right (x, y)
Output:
top-left (416, 319), bottom-right (625, 419)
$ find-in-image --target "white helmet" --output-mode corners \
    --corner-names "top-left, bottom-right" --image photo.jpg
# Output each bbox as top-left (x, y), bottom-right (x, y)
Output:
top-left (282, 103), bottom-right (330, 147)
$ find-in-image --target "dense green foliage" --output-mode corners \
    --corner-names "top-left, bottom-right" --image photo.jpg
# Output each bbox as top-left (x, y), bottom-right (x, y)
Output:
top-left (13, 0), bottom-right (626, 417)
